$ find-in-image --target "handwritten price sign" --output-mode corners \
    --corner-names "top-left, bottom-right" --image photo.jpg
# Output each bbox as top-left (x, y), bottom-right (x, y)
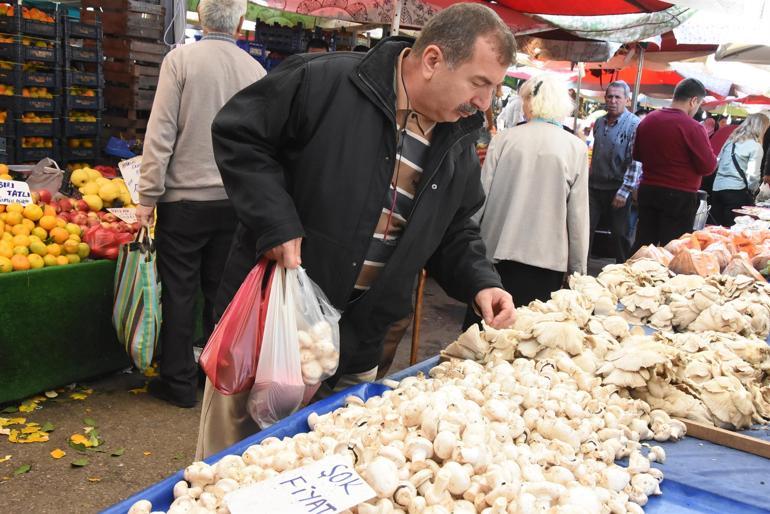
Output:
top-left (118, 156), bottom-right (142, 205)
top-left (226, 454), bottom-right (375, 514)
top-left (0, 180), bottom-right (33, 205)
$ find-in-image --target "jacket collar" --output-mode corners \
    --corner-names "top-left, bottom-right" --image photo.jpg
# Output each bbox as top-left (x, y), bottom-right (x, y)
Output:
top-left (353, 36), bottom-right (483, 138)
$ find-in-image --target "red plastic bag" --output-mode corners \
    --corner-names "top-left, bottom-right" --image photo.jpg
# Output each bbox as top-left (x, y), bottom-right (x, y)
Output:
top-left (83, 225), bottom-right (134, 260)
top-left (199, 258), bottom-right (274, 395)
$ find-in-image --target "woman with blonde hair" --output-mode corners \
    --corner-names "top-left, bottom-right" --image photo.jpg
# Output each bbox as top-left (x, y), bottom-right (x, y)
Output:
top-left (464, 73), bottom-right (589, 327)
top-left (711, 113), bottom-right (770, 226)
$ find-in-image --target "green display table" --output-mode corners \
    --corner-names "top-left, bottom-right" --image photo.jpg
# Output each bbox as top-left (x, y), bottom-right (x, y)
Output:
top-left (0, 260), bottom-right (131, 404)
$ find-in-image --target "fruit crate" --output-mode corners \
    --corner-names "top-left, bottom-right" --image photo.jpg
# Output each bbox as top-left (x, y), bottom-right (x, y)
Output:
top-left (63, 136), bottom-right (99, 161)
top-left (0, 135), bottom-right (13, 163)
top-left (64, 91), bottom-right (102, 111)
top-left (63, 17), bottom-right (101, 40)
top-left (19, 3), bottom-right (58, 39)
top-left (63, 118), bottom-right (99, 136)
top-left (0, 64), bottom-right (57, 88)
top-left (15, 137), bottom-right (59, 162)
top-left (0, 114), bottom-right (11, 136)
top-left (103, 84), bottom-right (154, 110)
top-left (65, 43), bottom-right (100, 63)
top-left (65, 69), bottom-right (102, 88)
top-left (0, 8), bottom-right (19, 34)
top-left (103, 38), bottom-right (165, 65)
top-left (20, 40), bottom-right (59, 63)
top-left (81, 10), bottom-right (163, 40)
top-left (0, 38), bottom-right (17, 60)
top-left (16, 116), bottom-right (58, 136)
top-left (18, 93), bottom-right (59, 112)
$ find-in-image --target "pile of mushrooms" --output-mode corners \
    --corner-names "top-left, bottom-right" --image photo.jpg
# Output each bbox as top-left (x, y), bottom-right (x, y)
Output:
top-left (130, 357), bottom-right (684, 514)
top-left (584, 259), bottom-right (770, 338)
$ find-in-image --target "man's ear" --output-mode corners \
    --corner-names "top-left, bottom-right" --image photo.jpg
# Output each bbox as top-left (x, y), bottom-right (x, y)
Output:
top-left (236, 15), bottom-right (244, 35)
top-left (421, 44), bottom-right (444, 79)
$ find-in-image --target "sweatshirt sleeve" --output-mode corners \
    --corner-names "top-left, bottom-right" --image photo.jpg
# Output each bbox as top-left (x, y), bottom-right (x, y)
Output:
top-left (689, 124), bottom-right (718, 176)
top-left (211, 55), bottom-right (309, 256)
top-left (137, 54), bottom-right (182, 206)
top-left (567, 148), bottom-right (590, 274)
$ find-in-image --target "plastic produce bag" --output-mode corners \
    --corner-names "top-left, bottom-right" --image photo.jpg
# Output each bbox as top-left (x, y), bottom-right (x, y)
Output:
top-left (112, 227), bottom-right (162, 371)
top-left (668, 249), bottom-right (720, 277)
top-left (248, 267), bottom-right (307, 427)
top-left (293, 266), bottom-right (341, 386)
top-left (757, 182), bottom-right (770, 203)
top-left (628, 245), bottom-right (674, 266)
top-left (723, 255), bottom-right (766, 282)
top-left (199, 258), bottom-right (274, 395)
top-left (83, 225), bottom-right (134, 260)
top-left (664, 234), bottom-right (701, 255)
top-left (703, 241), bottom-right (734, 272)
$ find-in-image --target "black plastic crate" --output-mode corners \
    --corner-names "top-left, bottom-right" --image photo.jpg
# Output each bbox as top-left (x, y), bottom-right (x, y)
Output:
top-left (21, 41), bottom-right (58, 63)
top-left (24, 68), bottom-right (57, 87)
top-left (0, 39), bottom-right (17, 60)
top-left (63, 119), bottom-right (99, 136)
top-left (0, 117), bottom-right (11, 137)
top-left (0, 136), bottom-right (13, 163)
top-left (0, 63), bottom-right (14, 84)
top-left (20, 3), bottom-right (59, 39)
top-left (63, 139), bottom-right (98, 161)
top-left (19, 94), bottom-right (59, 112)
top-left (64, 17), bottom-right (101, 40)
top-left (0, 11), bottom-right (19, 34)
top-left (65, 69), bottom-right (102, 88)
top-left (16, 138), bottom-right (59, 163)
top-left (65, 93), bottom-right (101, 111)
top-left (65, 44), bottom-right (99, 63)
top-left (0, 93), bottom-right (14, 109)
top-left (16, 118), bottom-right (58, 136)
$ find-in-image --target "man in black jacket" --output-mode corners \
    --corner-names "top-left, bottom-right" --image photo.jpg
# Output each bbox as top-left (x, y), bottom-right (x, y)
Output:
top-left (196, 3), bottom-right (517, 458)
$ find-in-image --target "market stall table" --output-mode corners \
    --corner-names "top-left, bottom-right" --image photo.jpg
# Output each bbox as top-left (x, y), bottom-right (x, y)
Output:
top-left (103, 357), bottom-right (770, 514)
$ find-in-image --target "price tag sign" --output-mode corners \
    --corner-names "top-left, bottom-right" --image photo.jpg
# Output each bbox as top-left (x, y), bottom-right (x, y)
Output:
top-left (107, 208), bottom-right (137, 223)
top-left (225, 454), bottom-right (376, 514)
top-left (118, 155), bottom-right (142, 205)
top-left (0, 180), bottom-right (33, 205)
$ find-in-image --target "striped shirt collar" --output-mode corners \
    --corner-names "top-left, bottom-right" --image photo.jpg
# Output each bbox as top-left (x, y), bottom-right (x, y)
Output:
top-left (201, 31), bottom-right (236, 44)
top-left (395, 48), bottom-right (436, 136)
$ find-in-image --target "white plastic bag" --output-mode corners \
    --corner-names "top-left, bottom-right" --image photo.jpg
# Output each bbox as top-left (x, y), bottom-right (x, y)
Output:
top-left (247, 267), bottom-right (306, 427)
top-left (293, 266), bottom-right (341, 385)
top-left (757, 182), bottom-right (770, 203)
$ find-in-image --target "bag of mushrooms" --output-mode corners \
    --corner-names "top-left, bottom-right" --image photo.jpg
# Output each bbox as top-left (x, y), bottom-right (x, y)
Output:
top-left (248, 266), bottom-right (341, 427)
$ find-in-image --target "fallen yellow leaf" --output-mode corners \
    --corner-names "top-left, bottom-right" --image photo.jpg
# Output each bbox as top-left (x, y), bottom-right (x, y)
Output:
top-left (0, 455), bottom-right (10, 463)
top-left (143, 366), bottom-right (159, 378)
top-left (84, 426), bottom-right (94, 434)
top-left (87, 477), bottom-right (101, 482)
top-left (50, 449), bottom-right (65, 459)
top-left (31, 396), bottom-right (46, 403)
top-left (4, 418), bottom-right (26, 426)
top-left (69, 393), bottom-right (87, 401)
top-left (8, 430), bottom-right (48, 443)
top-left (82, 389), bottom-right (93, 395)
top-left (128, 385), bottom-right (148, 395)
top-left (143, 451), bottom-right (151, 456)
top-left (0, 429), bottom-right (9, 436)
top-left (18, 403), bottom-right (36, 413)
top-left (70, 434), bottom-right (90, 446)
top-left (21, 426), bottom-right (38, 434)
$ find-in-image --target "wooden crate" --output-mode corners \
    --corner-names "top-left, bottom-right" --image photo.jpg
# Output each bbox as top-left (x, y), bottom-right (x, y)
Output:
top-left (103, 37), bottom-right (166, 65)
top-left (81, 0), bottom-right (164, 16)
top-left (81, 11), bottom-right (164, 40)
top-left (104, 106), bottom-right (151, 139)
top-left (104, 84), bottom-right (156, 110)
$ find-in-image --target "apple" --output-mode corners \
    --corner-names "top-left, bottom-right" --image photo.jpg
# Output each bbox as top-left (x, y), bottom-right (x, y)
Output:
top-left (31, 191), bottom-right (40, 203)
top-left (58, 212), bottom-right (71, 222)
top-left (86, 217), bottom-right (100, 227)
top-left (72, 212), bottom-right (88, 225)
top-left (103, 213), bottom-right (117, 223)
top-left (58, 198), bottom-right (73, 212)
top-left (116, 221), bottom-right (130, 232)
top-left (75, 199), bottom-right (89, 212)
top-left (38, 189), bottom-right (52, 204)
top-left (130, 222), bottom-right (140, 233)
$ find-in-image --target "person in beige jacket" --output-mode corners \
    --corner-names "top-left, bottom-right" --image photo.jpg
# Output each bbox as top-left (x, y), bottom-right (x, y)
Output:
top-left (465, 74), bottom-right (589, 327)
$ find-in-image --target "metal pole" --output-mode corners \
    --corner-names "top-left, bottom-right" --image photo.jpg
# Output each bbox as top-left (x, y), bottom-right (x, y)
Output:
top-left (573, 62), bottom-right (582, 133)
top-left (391, 0), bottom-right (403, 35)
top-left (632, 43), bottom-right (646, 112)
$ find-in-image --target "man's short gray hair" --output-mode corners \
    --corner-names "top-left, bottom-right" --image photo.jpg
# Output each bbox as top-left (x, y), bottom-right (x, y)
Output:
top-left (199, 0), bottom-right (246, 34)
top-left (412, 3), bottom-right (516, 68)
top-left (606, 80), bottom-right (631, 97)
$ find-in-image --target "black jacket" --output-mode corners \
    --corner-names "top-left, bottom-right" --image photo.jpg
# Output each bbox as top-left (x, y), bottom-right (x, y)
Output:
top-left (211, 37), bottom-right (502, 374)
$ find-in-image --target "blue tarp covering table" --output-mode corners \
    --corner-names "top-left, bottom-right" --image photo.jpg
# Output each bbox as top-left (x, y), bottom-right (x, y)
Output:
top-left (103, 356), bottom-right (770, 514)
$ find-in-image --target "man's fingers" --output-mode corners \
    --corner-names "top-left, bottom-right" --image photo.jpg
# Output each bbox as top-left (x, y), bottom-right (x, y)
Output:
top-left (491, 295), bottom-right (515, 328)
top-left (477, 294), bottom-right (494, 325)
top-left (293, 238), bottom-right (302, 266)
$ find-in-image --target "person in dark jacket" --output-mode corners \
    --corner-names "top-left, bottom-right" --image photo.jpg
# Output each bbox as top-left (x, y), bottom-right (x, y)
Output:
top-left (195, 3), bottom-right (517, 459)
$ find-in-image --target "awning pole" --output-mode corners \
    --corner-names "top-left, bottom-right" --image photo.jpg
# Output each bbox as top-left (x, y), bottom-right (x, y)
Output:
top-left (391, 0), bottom-right (403, 35)
top-left (574, 62), bottom-right (582, 132)
top-left (632, 43), bottom-right (646, 112)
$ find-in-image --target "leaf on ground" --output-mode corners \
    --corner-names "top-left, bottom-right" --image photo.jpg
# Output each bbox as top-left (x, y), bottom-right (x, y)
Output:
top-left (13, 464), bottom-right (30, 475)
top-left (69, 393), bottom-right (88, 401)
top-left (111, 448), bottom-right (125, 457)
top-left (128, 384), bottom-right (148, 395)
top-left (44, 391), bottom-right (58, 398)
top-left (17, 402), bottom-right (37, 413)
top-left (71, 458), bottom-right (89, 467)
top-left (5, 417), bottom-right (25, 425)
top-left (50, 449), bottom-right (65, 459)
top-left (142, 365), bottom-right (159, 378)
top-left (87, 429), bottom-right (101, 448)
top-left (143, 451), bottom-right (151, 456)
top-left (40, 422), bottom-right (54, 433)
top-left (8, 430), bottom-right (49, 444)
top-left (20, 426), bottom-right (39, 434)
top-left (87, 477), bottom-right (101, 482)
top-left (0, 455), bottom-right (10, 463)
top-left (83, 418), bottom-right (97, 427)
top-left (68, 440), bottom-right (87, 452)
top-left (0, 406), bottom-right (18, 414)
top-left (70, 434), bottom-right (90, 447)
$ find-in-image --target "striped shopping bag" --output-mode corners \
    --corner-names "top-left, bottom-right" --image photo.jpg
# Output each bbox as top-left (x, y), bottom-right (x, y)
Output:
top-left (112, 227), bottom-right (162, 371)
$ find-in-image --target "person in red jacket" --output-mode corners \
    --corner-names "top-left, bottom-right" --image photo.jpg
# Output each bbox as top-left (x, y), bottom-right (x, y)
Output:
top-left (632, 78), bottom-right (717, 248)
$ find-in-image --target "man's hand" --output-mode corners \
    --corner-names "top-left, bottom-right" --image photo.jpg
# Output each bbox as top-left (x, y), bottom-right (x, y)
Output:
top-left (474, 287), bottom-right (515, 328)
top-left (136, 204), bottom-right (155, 227)
top-left (265, 238), bottom-right (302, 269)
top-left (611, 194), bottom-right (627, 209)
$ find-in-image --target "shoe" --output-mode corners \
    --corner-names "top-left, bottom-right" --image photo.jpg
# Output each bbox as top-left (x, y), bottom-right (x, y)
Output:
top-left (147, 379), bottom-right (196, 408)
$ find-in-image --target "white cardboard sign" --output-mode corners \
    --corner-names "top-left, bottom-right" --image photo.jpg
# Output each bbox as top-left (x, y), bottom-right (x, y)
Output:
top-left (107, 207), bottom-right (137, 223)
top-left (118, 155), bottom-right (142, 205)
top-left (0, 180), bottom-right (33, 205)
top-left (225, 454), bottom-right (376, 514)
